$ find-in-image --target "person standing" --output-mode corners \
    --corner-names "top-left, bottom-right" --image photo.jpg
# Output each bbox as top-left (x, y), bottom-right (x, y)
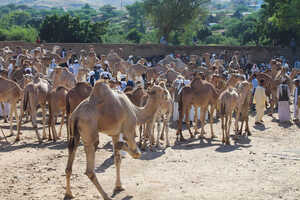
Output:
top-left (294, 79), bottom-right (300, 121)
top-left (254, 79), bottom-right (267, 125)
top-left (277, 80), bottom-right (291, 122)
top-left (251, 74), bottom-right (258, 110)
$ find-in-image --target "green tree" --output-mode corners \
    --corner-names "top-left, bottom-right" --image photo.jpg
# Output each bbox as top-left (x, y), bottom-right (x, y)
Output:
top-left (144, 0), bottom-right (210, 42)
top-left (39, 14), bottom-right (108, 43)
top-left (126, 28), bottom-right (142, 43)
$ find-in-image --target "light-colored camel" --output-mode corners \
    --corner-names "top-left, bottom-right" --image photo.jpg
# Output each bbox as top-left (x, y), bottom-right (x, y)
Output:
top-left (65, 81), bottom-right (167, 200)
top-left (16, 75), bottom-right (51, 142)
top-left (234, 81), bottom-right (252, 136)
top-left (145, 64), bottom-right (168, 83)
top-left (226, 73), bottom-right (245, 88)
top-left (50, 67), bottom-right (76, 89)
top-left (176, 77), bottom-right (218, 141)
top-left (47, 86), bottom-right (68, 141)
top-left (218, 87), bottom-right (239, 145)
top-left (158, 55), bottom-right (187, 73)
top-left (153, 81), bottom-right (173, 148)
top-left (237, 83), bottom-right (252, 136)
top-left (0, 77), bottom-right (23, 135)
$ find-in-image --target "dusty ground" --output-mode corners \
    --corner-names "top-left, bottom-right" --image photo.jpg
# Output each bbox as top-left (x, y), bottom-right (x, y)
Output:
top-left (1, 110), bottom-right (300, 200)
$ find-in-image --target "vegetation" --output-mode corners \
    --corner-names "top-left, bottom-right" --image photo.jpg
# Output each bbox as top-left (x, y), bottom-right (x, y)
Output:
top-left (0, 0), bottom-right (298, 47)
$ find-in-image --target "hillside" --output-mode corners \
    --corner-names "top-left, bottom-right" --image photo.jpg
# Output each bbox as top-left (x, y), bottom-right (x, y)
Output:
top-left (0, 0), bottom-right (138, 9)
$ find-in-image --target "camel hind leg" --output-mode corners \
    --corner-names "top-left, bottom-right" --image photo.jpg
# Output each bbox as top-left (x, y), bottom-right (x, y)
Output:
top-left (82, 140), bottom-right (111, 200)
top-left (185, 105), bottom-right (194, 138)
top-left (112, 136), bottom-right (124, 194)
top-left (156, 119), bottom-right (161, 148)
top-left (221, 115), bottom-right (225, 144)
top-left (199, 106), bottom-right (208, 138)
top-left (9, 103), bottom-right (17, 136)
top-left (1, 103), bottom-right (8, 123)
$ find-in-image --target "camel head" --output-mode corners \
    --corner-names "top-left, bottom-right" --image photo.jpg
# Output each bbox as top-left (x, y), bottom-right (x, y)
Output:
top-left (147, 84), bottom-right (168, 102)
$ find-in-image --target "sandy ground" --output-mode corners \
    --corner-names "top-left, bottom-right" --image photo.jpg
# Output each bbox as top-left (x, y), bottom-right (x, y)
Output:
top-left (1, 110), bottom-right (300, 200)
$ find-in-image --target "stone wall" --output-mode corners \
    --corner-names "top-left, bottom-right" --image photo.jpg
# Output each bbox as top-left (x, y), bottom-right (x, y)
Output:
top-left (0, 41), bottom-right (298, 63)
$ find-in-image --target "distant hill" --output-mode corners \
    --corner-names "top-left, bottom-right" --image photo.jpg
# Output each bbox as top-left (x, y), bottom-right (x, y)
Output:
top-left (0, 0), bottom-right (138, 9)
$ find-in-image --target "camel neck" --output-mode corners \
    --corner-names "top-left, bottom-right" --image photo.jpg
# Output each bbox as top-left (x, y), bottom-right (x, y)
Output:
top-left (134, 96), bottom-right (159, 124)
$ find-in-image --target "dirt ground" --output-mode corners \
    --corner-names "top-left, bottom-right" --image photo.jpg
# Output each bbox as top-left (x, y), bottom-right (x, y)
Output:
top-left (1, 110), bottom-right (300, 200)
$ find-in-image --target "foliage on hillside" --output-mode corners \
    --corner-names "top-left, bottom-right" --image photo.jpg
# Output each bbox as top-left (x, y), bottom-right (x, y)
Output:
top-left (0, 0), bottom-right (298, 47)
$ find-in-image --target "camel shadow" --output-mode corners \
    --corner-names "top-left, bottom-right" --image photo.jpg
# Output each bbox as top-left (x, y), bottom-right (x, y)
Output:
top-left (95, 155), bottom-right (114, 173)
top-left (100, 141), bottom-right (113, 152)
top-left (295, 121), bottom-right (300, 128)
top-left (253, 124), bottom-right (270, 131)
top-left (0, 139), bottom-right (67, 153)
top-left (140, 149), bottom-right (166, 160)
top-left (215, 137), bottom-right (252, 153)
top-left (171, 137), bottom-right (219, 151)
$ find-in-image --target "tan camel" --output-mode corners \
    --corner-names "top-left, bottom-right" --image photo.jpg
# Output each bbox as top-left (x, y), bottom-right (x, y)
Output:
top-left (0, 77), bottom-right (23, 135)
top-left (47, 86), bottom-right (68, 141)
top-left (226, 73), bottom-right (245, 88)
top-left (125, 86), bottom-right (148, 144)
top-left (65, 81), bottom-right (167, 200)
top-left (127, 63), bottom-right (147, 81)
top-left (145, 64), bottom-right (168, 83)
top-left (16, 75), bottom-right (51, 142)
top-left (237, 83), bottom-right (252, 136)
top-left (176, 77), bottom-right (218, 141)
top-left (218, 87), bottom-right (239, 145)
top-left (50, 67), bottom-right (76, 89)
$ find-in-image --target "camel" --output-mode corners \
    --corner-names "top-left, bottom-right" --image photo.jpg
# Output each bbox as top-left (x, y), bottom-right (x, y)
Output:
top-left (65, 81), bottom-right (167, 200)
top-left (153, 81), bottom-right (173, 148)
top-left (66, 82), bottom-right (92, 139)
top-left (249, 73), bottom-right (280, 115)
top-left (145, 64), bottom-right (168, 83)
top-left (159, 68), bottom-right (181, 85)
top-left (218, 87), bottom-right (239, 145)
top-left (158, 55), bottom-right (187, 73)
top-left (50, 67), bottom-right (76, 89)
top-left (0, 77), bottom-right (23, 135)
top-left (16, 75), bottom-right (51, 143)
top-left (176, 77), bottom-right (218, 141)
top-left (237, 83), bottom-right (252, 136)
top-left (226, 73), bottom-right (245, 88)
top-left (47, 86), bottom-right (68, 141)
top-left (125, 86), bottom-right (148, 144)
top-left (127, 63), bottom-right (147, 81)
top-left (234, 81), bottom-right (252, 136)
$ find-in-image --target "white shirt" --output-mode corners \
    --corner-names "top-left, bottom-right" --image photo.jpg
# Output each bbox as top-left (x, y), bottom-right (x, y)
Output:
top-left (72, 63), bottom-right (80, 76)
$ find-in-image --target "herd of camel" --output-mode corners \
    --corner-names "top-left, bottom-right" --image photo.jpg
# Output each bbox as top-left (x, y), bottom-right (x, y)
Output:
top-left (1, 45), bottom-right (300, 199)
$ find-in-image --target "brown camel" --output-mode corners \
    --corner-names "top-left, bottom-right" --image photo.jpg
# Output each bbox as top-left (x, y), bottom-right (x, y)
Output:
top-left (16, 75), bottom-right (51, 142)
top-left (65, 81), bottom-right (167, 199)
top-left (127, 63), bottom-right (147, 81)
top-left (65, 82), bottom-right (92, 139)
top-left (47, 86), bottom-right (68, 141)
top-left (176, 77), bottom-right (218, 141)
top-left (0, 77), bottom-right (23, 135)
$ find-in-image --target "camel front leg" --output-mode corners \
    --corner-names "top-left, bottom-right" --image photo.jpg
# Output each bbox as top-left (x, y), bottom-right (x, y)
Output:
top-left (58, 111), bottom-right (65, 138)
top-left (32, 109), bottom-right (42, 143)
top-left (221, 116), bottom-right (225, 144)
top-left (1, 103), bottom-right (7, 123)
top-left (209, 105), bottom-right (216, 138)
top-left (42, 106), bottom-right (47, 140)
top-left (200, 106), bottom-right (207, 138)
top-left (235, 108), bottom-right (240, 135)
top-left (9, 103), bottom-right (16, 136)
top-left (194, 107), bottom-right (199, 135)
top-left (84, 144), bottom-right (111, 200)
top-left (156, 120), bottom-right (161, 148)
top-left (227, 114), bottom-right (233, 145)
top-left (112, 136), bottom-right (124, 194)
top-left (15, 103), bottom-right (25, 142)
top-left (165, 115), bottom-right (170, 147)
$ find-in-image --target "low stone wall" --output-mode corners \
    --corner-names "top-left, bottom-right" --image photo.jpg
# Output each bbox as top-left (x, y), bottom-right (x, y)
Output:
top-left (0, 41), bottom-right (298, 63)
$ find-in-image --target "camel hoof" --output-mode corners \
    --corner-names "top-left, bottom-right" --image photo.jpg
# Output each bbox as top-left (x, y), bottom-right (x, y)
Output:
top-left (211, 135), bottom-right (217, 139)
top-left (247, 132), bottom-right (252, 136)
top-left (64, 193), bottom-right (74, 199)
top-left (15, 137), bottom-right (20, 142)
top-left (113, 186), bottom-right (125, 194)
top-left (180, 137), bottom-right (186, 142)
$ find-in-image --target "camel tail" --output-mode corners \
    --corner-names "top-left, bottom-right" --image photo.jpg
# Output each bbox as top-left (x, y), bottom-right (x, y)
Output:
top-left (220, 100), bottom-right (226, 115)
top-left (68, 116), bottom-right (79, 152)
top-left (23, 88), bottom-right (29, 112)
